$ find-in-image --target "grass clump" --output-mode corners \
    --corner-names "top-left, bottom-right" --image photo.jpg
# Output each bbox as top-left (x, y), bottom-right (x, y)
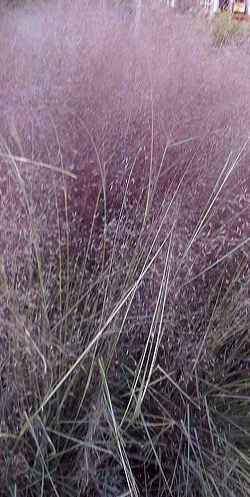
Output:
top-left (0, 3), bottom-right (250, 497)
top-left (0, 140), bottom-right (249, 497)
top-left (211, 11), bottom-right (240, 46)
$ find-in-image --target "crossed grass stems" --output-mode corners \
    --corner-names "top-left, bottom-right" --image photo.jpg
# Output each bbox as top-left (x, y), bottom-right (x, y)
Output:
top-left (0, 128), bottom-right (249, 497)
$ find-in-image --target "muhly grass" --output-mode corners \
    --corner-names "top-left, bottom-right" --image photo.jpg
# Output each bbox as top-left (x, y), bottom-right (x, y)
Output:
top-left (1, 134), bottom-right (249, 497)
top-left (0, 2), bottom-right (250, 497)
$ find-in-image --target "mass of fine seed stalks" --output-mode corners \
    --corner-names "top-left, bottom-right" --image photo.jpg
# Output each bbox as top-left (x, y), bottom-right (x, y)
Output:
top-left (0, 2), bottom-right (249, 497)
